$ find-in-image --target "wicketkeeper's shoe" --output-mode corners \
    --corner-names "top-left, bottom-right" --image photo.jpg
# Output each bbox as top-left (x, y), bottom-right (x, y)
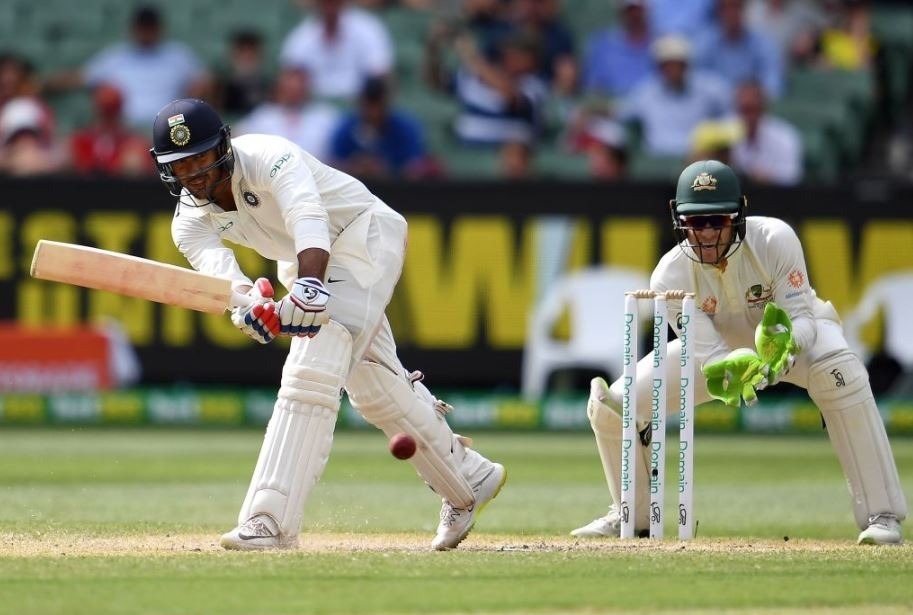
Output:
top-left (220, 513), bottom-right (298, 551)
top-left (857, 514), bottom-right (903, 545)
top-left (431, 463), bottom-right (506, 551)
top-left (571, 506), bottom-right (622, 538)
top-left (570, 506), bottom-right (650, 538)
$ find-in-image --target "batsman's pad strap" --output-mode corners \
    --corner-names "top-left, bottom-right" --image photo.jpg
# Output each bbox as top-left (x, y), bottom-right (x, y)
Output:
top-left (807, 350), bottom-right (908, 528)
top-left (238, 320), bottom-right (353, 537)
top-left (347, 360), bottom-right (475, 507)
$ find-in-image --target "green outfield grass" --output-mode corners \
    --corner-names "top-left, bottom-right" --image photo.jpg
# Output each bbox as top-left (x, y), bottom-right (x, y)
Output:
top-left (1, 429), bottom-right (912, 614)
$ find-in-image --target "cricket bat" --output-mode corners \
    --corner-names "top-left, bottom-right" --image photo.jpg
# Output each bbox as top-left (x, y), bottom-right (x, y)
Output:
top-left (30, 240), bottom-right (253, 313)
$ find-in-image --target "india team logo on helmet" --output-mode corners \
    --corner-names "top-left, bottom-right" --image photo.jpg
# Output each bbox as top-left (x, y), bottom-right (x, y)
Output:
top-left (691, 172), bottom-right (717, 192)
top-left (170, 124), bottom-right (191, 147)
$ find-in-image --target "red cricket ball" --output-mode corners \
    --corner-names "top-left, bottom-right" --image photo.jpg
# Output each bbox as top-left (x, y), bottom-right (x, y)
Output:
top-left (389, 433), bottom-right (417, 460)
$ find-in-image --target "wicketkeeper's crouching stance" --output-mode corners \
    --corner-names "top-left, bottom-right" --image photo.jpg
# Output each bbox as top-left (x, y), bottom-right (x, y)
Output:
top-left (573, 160), bottom-right (906, 545)
top-left (150, 99), bottom-right (505, 551)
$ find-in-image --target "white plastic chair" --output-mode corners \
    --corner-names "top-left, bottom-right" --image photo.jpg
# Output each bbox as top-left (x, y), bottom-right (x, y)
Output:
top-left (520, 266), bottom-right (650, 400)
top-left (843, 271), bottom-right (913, 371)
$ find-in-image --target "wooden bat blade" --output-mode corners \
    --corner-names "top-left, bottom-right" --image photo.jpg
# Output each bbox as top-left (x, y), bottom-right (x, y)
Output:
top-left (30, 240), bottom-right (239, 314)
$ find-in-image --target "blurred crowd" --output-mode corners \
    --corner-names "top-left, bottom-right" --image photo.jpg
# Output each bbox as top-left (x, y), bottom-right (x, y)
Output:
top-left (0, 0), bottom-right (906, 183)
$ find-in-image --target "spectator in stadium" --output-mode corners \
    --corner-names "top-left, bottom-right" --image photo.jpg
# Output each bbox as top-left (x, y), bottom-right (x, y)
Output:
top-left (500, 141), bottom-right (534, 179)
top-left (0, 53), bottom-right (55, 136)
top-left (618, 35), bottom-right (731, 157)
top-left (507, 0), bottom-right (577, 96)
top-left (68, 83), bottom-right (154, 177)
top-left (582, 0), bottom-right (655, 99)
top-left (279, 0), bottom-right (394, 102)
top-left (43, 5), bottom-right (211, 128)
top-left (564, 106), bottom-right (628, 180)
top-left (648, 0), bottom-right (715, 36)
top-left (0, 97), bottom-right (66, 176)
top-left (329, 77), bottom-right (439, 180)
top-left (213, 30), bottom-right (273, 117)
top-left (235, 65), bottom-right (340, 162)
top-left (818, 0), bottom-right (876, 71)
top-left (1, 54), bottom-right (43, 110)
top-left (427, 29), bottom-right (548, 150)
top-left (693, 0), bottom-right (784, 99)
top-left (426, 0), bottom-right (513, 62)
top-left (745, 0), bottom-right (828, 67)
top-left (729, 80), bottom-right (802, 185)
top-left (688, 118), bottom-right (743, 165)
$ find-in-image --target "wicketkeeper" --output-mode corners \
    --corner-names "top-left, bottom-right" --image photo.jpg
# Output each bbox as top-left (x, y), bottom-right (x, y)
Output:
top-left (572, 160), bottom-right (907, 544)
top-left (150, 99), bottom-right (506, 551)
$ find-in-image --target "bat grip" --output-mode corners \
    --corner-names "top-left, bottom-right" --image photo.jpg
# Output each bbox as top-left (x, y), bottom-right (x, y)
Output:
top-left (229, 290), bottom-right (256, 310)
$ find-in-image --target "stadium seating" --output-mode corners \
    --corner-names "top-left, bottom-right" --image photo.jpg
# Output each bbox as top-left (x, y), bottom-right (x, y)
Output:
top-left (872, 5), bottom-right (913, 117)
top-left (771, 97), bottom-right (849, 179)
top-left (0, 0), bottom-right (909, 182)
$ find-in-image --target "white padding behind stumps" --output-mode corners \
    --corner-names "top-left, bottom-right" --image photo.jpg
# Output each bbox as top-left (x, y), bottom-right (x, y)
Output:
top-left (587, 378), bottom-right (651, 531)
top-left (237, 321), bottom-right (353, 537)
top-left (807, 350), bottom-right (908, 529)
top-left (347, 361), bottom-right (479, 507)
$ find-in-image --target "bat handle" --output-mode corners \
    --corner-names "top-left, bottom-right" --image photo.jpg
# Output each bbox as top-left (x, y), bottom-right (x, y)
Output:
top-left (229, 289), bottom-right (256, 310)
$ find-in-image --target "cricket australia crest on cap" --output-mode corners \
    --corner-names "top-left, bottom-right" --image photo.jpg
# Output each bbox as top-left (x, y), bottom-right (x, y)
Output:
top-left (170, 124), bottom-right (191, 146)
top-left (167, 114), bottom-right (186, 127)
top-left (691, 172), bottom-right (717, 191)
top-left (242, 191), bottom-right (260, 207)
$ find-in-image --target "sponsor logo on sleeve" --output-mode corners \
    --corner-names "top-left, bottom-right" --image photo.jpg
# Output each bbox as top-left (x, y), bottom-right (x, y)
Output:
top-left (788, 269), bottom-right (805, 289)
top-left (784, 270), bottom-right (808, 298)
top-left (269, 153), bottom-right (292, 177)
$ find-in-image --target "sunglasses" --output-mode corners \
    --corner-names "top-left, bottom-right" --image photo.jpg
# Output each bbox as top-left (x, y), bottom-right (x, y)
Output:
top-left (679, 214), bottom-right (736, 229)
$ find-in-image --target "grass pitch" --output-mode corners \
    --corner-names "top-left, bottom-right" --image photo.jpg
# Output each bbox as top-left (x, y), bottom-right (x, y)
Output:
top-left (1, 429), bottom-right (912, 613)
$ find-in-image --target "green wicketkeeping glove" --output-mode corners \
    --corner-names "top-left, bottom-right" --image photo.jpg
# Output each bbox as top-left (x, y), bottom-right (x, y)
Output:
top-left (702, 348), bottom-right (770, 408)
top-left (754, 302), bottom-right (798, 386)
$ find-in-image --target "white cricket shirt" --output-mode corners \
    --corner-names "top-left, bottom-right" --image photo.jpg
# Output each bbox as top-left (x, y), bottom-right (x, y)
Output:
top-left (171, 133), bottom-right (392, 290)
top-left (652, 216), bottom-right (821, 365)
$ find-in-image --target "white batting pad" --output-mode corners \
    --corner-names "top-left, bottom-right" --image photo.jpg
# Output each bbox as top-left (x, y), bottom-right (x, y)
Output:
top-left (587, 377), bottom-right (651, 531)
top-left (807, 350), bottom-right (908, 528)
top-left (347, 361), bottom-right (478, 507)
top-left (237, 321), bottom-right (353, 537)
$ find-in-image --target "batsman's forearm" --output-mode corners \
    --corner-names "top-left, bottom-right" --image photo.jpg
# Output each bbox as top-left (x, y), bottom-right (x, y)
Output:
top-left (296, 248), bottom-right (330, 280)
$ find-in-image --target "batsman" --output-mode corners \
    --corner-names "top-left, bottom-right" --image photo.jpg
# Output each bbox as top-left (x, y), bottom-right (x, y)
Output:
top-left (150, 99), bottom-right (506, 551)
top-left (572, 160), bottom-right (907, 545)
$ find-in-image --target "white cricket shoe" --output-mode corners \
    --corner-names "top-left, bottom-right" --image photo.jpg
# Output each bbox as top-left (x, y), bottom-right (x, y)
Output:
top-left (570, 506), bottom-right (650, 538)
top-left (858, 514), bottom-right (903, 545)
top-left (431, 463), bottom-right (506, 551)
top-left (220, 514), bottom-right (298, 551)
top-left (571, 506), bottom-right (622, 538)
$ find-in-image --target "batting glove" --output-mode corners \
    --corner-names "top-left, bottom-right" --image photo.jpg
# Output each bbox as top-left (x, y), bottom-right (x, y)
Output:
top-left (754, 302), bottom-right (799, 386)
top-left (277, 277), bottom-right (330, 337)
top-left (230, 278), bottom-right (280, 344)
top-left (702, 348), bottom-right (770, 408)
